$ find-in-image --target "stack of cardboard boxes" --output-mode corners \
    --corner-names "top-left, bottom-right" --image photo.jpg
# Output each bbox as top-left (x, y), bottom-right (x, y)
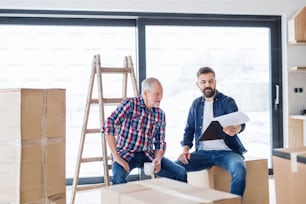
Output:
top-left (0, 89), bottom-right (66, 204)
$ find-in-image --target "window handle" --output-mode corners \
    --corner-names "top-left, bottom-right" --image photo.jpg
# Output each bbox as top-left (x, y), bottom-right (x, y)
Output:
top-left (274, 85), bottom-right (279, 111)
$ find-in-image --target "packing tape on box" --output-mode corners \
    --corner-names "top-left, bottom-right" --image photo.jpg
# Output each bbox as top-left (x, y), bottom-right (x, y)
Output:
top-left (22, 137), bottom-right (65, 146)
top-left (48, 192), bottom-right (66, 204)
top-left (138, 181), bottom-right (213, 204)
top-left (22, 193), bottom-right (65, 204)
top-left (290, 151), bottom-right (306, 172)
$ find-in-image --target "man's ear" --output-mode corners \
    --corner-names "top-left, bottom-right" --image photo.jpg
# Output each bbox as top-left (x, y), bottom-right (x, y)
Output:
top-left (143, 89), bottom-right (148, 97)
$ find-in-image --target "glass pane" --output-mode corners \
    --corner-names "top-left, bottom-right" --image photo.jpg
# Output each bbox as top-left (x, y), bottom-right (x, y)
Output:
top-left (146, 26), bottom-right (271, 167)
top-left (0, 24), bottom-right (136, 178)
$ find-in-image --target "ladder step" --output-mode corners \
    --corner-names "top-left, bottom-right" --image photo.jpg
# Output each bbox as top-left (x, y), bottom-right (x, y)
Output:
top-left (85, 128), bottom-right (101, 134)
top-left (76, 183), bottom-right (107, 191)
top-left (81, 157), bottom-right (103, 163)
top-left (81, 156), bottom-right (113, 163)
top-left (100, 67), bottom-right (131, 73)
top-left (91, 98), bottom-right (123, 105)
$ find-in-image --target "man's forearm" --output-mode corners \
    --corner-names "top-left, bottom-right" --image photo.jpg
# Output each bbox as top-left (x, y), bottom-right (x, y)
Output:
top-left (105, 135), bottom-right (120, 159)
top-left (182, 145), bottom-right (190, 153)
top-left (155, 149), bottom-right (164, 161)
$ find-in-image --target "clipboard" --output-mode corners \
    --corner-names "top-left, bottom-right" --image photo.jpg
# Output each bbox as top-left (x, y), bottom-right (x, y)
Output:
top-left (198, 111), bottom-right (249, 142)
top-left (198, 120), bottom-right (223, 141)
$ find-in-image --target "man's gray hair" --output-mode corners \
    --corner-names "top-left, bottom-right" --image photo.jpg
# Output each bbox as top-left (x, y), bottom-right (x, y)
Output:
top-left (141, 77), bottom-right (162, 93)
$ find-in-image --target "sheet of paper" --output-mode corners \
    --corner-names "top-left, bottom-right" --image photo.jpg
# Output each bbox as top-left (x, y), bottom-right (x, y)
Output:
top-left (213, 111), bottom-right (249, 127)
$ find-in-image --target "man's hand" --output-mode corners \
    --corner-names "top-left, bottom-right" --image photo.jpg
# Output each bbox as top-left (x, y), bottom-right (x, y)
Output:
top-left (153, 149), bottom-right (164, 173)
top-left (178, 152), bottom-right (190, 164)
top-left (113, 154), bottom-right (130, 172)
top-left (152, 158), bottom-right (161, 173)
top-left (223, 124), bottom-right (241, 136)
top-left (105, 134), bottom-right (130, 172)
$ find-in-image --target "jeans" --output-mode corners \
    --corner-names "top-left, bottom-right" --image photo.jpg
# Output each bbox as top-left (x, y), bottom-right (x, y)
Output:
top-left (176, 150), bottom-right (246, 197)
top-left (112, 152), bottom-right (187, 184)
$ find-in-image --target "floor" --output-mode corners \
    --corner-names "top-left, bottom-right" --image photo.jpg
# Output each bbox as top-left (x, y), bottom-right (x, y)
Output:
top-left (66, 176), bottom-right (276, 204)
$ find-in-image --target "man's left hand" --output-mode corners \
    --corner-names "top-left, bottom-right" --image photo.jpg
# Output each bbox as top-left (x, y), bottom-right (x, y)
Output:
top-left (223, 125), bottom-right (241, 136)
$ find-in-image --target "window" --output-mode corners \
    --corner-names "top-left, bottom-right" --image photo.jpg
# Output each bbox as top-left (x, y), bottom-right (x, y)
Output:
top-left (0, 21), bottom-right (136, 180)
top-left (138, 16), bottom-right (282, 173)
top-left (0, 11), bottom-right (282, 183)
top-left (145, 25), bottom-right (271, 162)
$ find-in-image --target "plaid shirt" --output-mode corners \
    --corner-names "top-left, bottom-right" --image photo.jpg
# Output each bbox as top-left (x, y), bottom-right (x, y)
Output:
top-left (102, 96), bottom-right (166, 161)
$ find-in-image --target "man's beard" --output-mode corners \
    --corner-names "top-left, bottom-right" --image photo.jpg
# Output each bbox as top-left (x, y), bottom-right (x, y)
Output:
top-left (202, 87), bottom-right (216, 98)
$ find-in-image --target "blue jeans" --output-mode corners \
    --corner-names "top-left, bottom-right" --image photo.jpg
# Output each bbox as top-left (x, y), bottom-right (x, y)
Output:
top-left (176, 150), bottom-right (246, 197)
top-left (112, 152), bottom-right (187, 184)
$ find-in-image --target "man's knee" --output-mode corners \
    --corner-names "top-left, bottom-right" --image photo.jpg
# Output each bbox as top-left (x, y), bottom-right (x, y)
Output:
top-left (112, 163), bottom-right (128, 184)
top-left (112, 170), bottom-right (128, 184)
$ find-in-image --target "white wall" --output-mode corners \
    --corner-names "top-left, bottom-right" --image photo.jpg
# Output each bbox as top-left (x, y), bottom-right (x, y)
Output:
top-left (0, 0), bottom-right (304, 17)
top-left (1, 0), bottom-right (306, 146)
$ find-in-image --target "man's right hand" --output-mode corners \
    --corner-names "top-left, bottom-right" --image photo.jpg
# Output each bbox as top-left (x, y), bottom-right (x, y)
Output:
top-left (178, 152), bottom-right (190, 164)
top-left (105, 135), bottom-right (130, 172)
top-left (113, 155), bottom-right (130, 172)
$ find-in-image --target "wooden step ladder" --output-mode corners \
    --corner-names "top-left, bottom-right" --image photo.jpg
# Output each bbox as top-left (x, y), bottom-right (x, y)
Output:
top-left (70, 54), bottom-right (139, 204)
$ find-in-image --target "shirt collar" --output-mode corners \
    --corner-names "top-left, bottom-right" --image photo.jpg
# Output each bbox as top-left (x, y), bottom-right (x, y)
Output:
top-left (139, 95), bottom-right (157, 112)
top-left (139, 96), bottom-right (146, 108)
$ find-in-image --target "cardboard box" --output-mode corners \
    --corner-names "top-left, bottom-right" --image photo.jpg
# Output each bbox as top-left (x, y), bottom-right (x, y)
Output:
top-left (0, 89), bottom-right (66, 204)
top-left (101, 178), bottom-right (240, 204)
top-left (101, 182), bottom-right (198, 204)
top-left (101, 182), bottom-right (150, 204)
top-left (188, 157), bottom-right (269, 204)
top-left (273, 147), bottom-right (306, 204)
top-left (138, 178), bottom-right (240, 204)
top-left (120, 188), bottom-right (201, 204)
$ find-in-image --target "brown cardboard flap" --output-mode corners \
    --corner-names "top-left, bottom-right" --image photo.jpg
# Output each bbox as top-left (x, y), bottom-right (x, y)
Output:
top-left (46, 143), bottom-right (66, 196)
top-left (46, 89), bottom-right (66, 138)
top-left (21, 90), bottom-right (44, 140)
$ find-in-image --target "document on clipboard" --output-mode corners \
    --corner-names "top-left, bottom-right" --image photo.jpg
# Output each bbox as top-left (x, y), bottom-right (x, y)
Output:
top-left (198, 111), bottom-right (249, 141)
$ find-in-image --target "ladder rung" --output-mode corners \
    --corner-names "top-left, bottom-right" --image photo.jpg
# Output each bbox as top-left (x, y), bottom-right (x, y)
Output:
top-left (100, 67), bottom-right (131, 73)
top-left (91, 98), bottom-right (123, 105)
top-left (81, 157), bottom-right (103, 163)
top-left (81, 156), bottom-right (113, 163)
top-left (85, 128), bottom-right (101, 134)
top-left (76, 183), bottom-right (106, 191)
top-left (90, 99), bottom-right (99, 104)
